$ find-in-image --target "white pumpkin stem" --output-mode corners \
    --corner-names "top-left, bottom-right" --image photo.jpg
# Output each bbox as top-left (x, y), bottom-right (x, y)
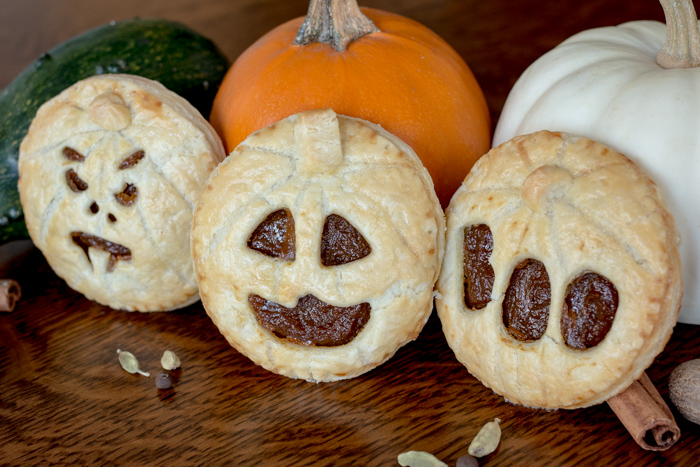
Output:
top-left (293, 0), bottom-right (379, 52)
top-left (657, 0), bottom-right (700, 68)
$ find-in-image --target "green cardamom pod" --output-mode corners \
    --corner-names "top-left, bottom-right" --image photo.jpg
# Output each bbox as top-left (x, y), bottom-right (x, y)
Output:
top-left (161, 350), bottom-right (181, 370)
top-left (117, 349), bottom-right (150, 377)
top-left (468, 418), bottom-right (501, 458)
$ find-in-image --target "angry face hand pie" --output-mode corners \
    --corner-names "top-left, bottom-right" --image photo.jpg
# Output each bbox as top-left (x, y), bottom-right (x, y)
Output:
top-left (192, 108), bottom-right (444, 382)
top-left (436, 130), bottom-right (682, 409)
top-left (19, 74), bottom-right (225, 312)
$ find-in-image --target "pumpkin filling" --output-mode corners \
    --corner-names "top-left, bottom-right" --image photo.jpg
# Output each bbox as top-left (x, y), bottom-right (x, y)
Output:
top-left (118, 150), bottom-right (145, 169)
top-left (561, 272), bottom-right (618, 350)
top-left (321, 214), bottom-right (371, 266)
top-left (503, 258), bottom-right (551, 342)
top-left (66, 169), bottom-right (88, 192)
top-left (463, 224), bottom-right (495, 309)
top-left (63, 146), bottom-right (85, 162)
top-left (71, 231), bottom-right (132, 272)
top-left (249, 293), bottom-right (371, 347)
top-left (115, 183), bottom-right (138, 206)
top-left (248, 208), bottom-right (295, 261)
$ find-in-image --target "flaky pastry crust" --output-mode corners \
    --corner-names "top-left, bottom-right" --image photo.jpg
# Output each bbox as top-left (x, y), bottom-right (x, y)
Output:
top-left (436, 131), bottom-right (682, 409)
top-left (19, 74), bottom-right (225, 311)
top-left (192, 109), bottom-right (445, 382)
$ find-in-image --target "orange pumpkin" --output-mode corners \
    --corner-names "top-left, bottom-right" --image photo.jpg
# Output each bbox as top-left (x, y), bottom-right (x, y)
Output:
top-left (210, 0), bottom-right (491, 207)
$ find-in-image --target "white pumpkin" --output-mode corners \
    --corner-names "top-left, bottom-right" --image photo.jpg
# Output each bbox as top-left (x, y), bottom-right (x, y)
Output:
top-left (493, 0), bottom-right (700, 324)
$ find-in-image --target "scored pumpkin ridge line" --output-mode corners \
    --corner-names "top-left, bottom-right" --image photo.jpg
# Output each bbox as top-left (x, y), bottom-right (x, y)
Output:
top-left (338, 165), bottom-right (437, 268)
top-left (268, 179), bottom-right (313, 299)
top-left (571, 160), bottom-right (629, 178)
top-left (468, 188), bottom-right (524, 225)
top-left (462, 185), bottom-right (520, 198)
top-left (511, 208), bottom-right (535, 256)
top-left (556, 133), bottom-right (572, 163)
top-left (201, 170), bottom-right (295, 264)
top-left (142, 199), bottom-right (194, 288)
top-left (541, 226), bottom-right (569, 351)
top-left (39, 188), bottom-right (66, 246)
top-left (239, 143), bottom-right (296, 161)
top-left (546, 205), bottom-right (569, 303)
top-left (266, 340), bottom-right (275, 372)
top-left (557, 197), bottom-right (654, 275)
top-left (338, 161), bottom-right (440, 209)
top-left (514, 337), bottom-right (525, 404)
top-left (540, 335), bottom-right (555, 404)
top-left (318, 181), bottom-right (346, 302)
top-left (68, 101), bottom-right (88, 114)
top-left (337, 161), bottom-right (418, 174)
top-left (119, 132), bottom-right (197, 211)
top-left (516, 138), bottom-right (534, 168)
top-left (374, 279), bottom-right (433, 310)
top-left (23, 129), bottom-right (107, 159)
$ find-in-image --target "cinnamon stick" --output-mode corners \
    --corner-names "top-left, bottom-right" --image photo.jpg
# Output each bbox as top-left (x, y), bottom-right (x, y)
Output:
top-left (607, 371), bottom-right (680, 450)
top-left (0, 279), bottom-right (21, 312)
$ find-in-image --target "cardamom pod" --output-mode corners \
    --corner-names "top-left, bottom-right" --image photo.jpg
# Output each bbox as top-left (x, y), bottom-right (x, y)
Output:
top-left (468, 418), bottom-right (501, 458)
top-left (117, 349), bottom-right (150, 377)
top-left (397, 450), bottom-right (447, 467)
top-left (161, 350), bottom-right (181, 370)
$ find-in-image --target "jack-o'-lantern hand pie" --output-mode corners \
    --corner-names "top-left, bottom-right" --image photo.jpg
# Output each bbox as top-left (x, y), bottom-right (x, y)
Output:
top-left (18, 74), bottom-right (225, 312)
top-left (436, 131), bottom-right (682, 409)
top-left (191, 108), bottom-right (445, 382)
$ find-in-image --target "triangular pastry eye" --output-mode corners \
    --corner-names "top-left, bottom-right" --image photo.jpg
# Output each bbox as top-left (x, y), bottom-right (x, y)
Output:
top-left (321, 214), bottom-right (371, 266)
top-left (247, 209), bottom-right (296, 261)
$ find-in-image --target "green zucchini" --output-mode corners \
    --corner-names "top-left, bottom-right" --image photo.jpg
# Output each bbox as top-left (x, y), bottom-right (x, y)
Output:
top-left (0, 18), bottom-right (230, 242)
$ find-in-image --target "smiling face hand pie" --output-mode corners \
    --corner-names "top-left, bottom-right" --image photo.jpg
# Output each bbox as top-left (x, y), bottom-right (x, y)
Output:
top-left (191, 109), bottom-right (445, 382)
top-left (436, 131), bottom-right (682, 409)
top-left (18, 74), bottom-right (225, 312)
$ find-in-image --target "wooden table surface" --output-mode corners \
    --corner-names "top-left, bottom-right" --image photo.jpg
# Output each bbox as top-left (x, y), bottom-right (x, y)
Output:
top-left (1, 0), bottom-right (700, 465)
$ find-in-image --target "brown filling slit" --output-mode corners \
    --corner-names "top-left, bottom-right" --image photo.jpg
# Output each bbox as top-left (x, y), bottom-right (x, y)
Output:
top-left (249, 293), bottom-right (370, 347)
top-left (71, 232), bottom-right (132, 272)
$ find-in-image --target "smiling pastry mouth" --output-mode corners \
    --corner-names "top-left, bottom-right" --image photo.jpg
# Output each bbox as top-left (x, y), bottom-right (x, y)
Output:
top-left (71, 231), bottom-right (132, 272)
top-left (248, 293), bottom-right (371, 347)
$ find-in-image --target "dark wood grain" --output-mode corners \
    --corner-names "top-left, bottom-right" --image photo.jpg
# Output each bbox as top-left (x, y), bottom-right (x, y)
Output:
top-left (2, 0), bottom-right (700, 465)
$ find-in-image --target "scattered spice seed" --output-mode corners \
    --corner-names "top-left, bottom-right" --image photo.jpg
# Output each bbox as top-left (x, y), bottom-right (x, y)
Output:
top-left (117, 349), bottom-right (150, 377)
top-left (161, 350), bottom-right (181, 370)
top-left (397, 451), bottom-right (447, 467)
top-left (468, 418), bottom-right (501, 458)
top-left (156, 371), bottom-right (173, 389)
top-left (456, 454), bottom-right (479, 467)
top-left (0, 279), bottom-right (21, 312)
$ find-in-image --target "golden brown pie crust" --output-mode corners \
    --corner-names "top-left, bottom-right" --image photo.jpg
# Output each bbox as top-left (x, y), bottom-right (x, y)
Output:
top-left (436, 131), bottom-right (682, 409)
top-left (192, 109), bottom-right (445, 382)
top-left (19, 74), bottom-right (225, 311)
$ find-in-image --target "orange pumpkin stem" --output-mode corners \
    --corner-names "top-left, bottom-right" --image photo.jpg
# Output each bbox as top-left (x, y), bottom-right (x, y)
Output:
top-left (657, 0), bottom-right (700, 68)
top-left (293, 0), bottom-right (379, 52)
